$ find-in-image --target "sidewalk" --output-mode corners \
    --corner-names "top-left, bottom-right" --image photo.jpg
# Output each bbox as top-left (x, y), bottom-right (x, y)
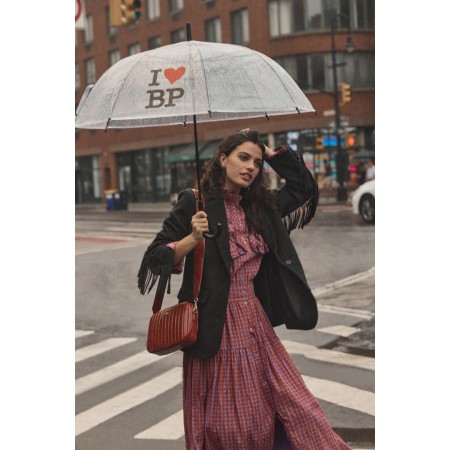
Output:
top-left (75, 193), bottom-right (351, 213)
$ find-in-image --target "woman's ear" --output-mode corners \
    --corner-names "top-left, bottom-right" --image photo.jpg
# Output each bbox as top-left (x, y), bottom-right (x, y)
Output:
top-left (219, 153), bottom-right (227, 167)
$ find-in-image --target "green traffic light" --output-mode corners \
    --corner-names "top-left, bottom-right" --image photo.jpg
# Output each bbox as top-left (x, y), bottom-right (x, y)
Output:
top-left (133, 11), bottom-right (141, 20)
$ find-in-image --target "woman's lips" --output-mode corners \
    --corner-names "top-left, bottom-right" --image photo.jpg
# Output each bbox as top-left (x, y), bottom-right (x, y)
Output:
top-left (240, 173), bottom-right (252, 182)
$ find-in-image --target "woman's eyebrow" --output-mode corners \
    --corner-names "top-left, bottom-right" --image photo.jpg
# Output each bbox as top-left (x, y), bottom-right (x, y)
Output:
top-left (237, 151), bottom-right (262, 162)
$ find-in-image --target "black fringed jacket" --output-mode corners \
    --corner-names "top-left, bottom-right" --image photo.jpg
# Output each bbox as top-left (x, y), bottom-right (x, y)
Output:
top-left (138, 146), bottom-right (319, 359)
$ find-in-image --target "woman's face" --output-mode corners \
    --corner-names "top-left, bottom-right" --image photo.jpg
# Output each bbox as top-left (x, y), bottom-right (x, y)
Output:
top-left (220, 141), bottom-right (263, 194)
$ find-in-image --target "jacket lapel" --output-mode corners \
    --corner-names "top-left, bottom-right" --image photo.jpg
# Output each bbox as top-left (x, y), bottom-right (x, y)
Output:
top-left (204, 194), bottom-right (231, 272)
top-left (259, 212), bottom-right (277, 252)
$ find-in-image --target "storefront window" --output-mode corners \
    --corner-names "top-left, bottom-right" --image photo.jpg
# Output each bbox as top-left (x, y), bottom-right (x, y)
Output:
top-left (75, 155), bottom-right (101, 203)
top-left (117, 148), bottom-right (171, 202)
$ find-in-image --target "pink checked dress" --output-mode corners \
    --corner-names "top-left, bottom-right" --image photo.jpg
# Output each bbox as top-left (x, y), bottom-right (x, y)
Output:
top-left (182, 192), bottom-right (352, 450)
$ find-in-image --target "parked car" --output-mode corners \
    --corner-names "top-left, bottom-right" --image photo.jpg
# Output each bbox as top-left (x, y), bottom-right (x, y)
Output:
top-left (351, 180), bottom-right (375, 223)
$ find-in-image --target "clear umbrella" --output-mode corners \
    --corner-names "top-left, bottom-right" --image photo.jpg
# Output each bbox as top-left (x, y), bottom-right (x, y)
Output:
top-left (75, 24), bottom-right (315, 237)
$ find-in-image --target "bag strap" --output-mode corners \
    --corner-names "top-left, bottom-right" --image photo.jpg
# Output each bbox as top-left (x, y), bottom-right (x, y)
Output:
top-left (152, 189), bottom-right (205, 314)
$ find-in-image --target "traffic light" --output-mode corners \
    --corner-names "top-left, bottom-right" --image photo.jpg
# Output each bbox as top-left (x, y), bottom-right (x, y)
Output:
top-left (346, 134), bottom-right (356, 148)
top-left (109, 0), bottom-right (141, 26)
top-left (340, 82), bottom-right (352, 105)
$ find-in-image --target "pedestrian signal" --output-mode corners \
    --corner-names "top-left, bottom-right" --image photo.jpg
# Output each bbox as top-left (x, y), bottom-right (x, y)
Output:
top-left (109, 0), bottom-right (141, 26)
top-left (315, 137), bottom-right (324, 150)
top-left (340, 82), bottom-right (352, 105)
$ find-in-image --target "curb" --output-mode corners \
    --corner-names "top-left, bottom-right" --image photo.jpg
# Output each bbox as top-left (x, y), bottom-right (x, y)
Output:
top-left (334, 427), bottom-right (375, 446)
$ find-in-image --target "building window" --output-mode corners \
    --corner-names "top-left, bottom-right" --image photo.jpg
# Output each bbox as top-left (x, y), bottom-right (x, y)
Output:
top-left (128, 43), bottom-right (141, 55)
top-left (109, 49), bottom-right (121, 67)
top-left (148, 36), bottom-right (162, 49)
top-left (170, 28), bottom-right (185, 43)
top-left (106, 6), bottom-right (119, 37)
top-left (169, 0), bottom-right (183, 13)
top-left (231, 9), bottom-right (249, 45)
top-left (269, 0), bottom-right (374, 36)
top-left (275, 52), bottom-right (374, 91)
top-left (355, 0), bottom-right (374, 29)
top-left (85, 58), bottom-right (96, 84)
top-left (205, 17), bottom-right (222, 42)
top-left (84, 14), bottom-right (94, 45)
top-left (75, 63), bottom-right (80, 91)
top-left (148, 0), bottom-right (160, 20)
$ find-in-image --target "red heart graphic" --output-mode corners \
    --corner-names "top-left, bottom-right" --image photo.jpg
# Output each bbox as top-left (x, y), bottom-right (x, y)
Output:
top-left (164, 67), bottom-right (186, 84)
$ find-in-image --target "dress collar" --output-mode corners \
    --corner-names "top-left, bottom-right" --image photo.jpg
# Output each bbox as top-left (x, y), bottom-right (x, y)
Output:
top-left (223, 189), bottom-right (242, 205)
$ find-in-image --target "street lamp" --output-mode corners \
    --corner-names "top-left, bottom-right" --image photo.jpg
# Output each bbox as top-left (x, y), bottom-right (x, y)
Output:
top-left (330, 13), bottom-right (354, 202)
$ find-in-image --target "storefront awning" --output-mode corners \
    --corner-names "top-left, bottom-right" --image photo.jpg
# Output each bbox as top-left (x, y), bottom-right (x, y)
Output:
top-left (167, 141), bottom-right (218, 164)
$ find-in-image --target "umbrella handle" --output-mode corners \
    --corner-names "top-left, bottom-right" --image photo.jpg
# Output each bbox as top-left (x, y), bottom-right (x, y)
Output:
top-left (204, 222), bottom-right (222, 239)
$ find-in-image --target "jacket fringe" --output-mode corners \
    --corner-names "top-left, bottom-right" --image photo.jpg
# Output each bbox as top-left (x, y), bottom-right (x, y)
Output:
top-left (137, 255), bottom-right (172, 296)
top-left (282, 151), bottom-right (319, 233)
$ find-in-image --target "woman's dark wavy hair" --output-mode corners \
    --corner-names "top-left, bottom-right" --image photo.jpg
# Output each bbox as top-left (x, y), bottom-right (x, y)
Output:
top-left (201, 130), bottom-right (277, 235)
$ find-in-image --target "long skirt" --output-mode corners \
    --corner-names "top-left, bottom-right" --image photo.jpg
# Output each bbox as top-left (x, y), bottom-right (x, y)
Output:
top-left (183, 294), bottom-right (352, 450)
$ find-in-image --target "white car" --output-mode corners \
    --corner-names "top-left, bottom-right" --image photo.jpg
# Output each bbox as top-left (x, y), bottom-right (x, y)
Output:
top-left (351, 180), bottom-right (375, 223)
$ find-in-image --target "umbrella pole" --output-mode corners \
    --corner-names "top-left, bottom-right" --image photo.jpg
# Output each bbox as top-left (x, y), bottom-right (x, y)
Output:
top-left (192, 114), bottom-right (203, 210)
top-left (186, 22), bottom-right (221, 239)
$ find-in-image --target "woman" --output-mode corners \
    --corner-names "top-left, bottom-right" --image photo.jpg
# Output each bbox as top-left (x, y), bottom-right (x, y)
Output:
top-left (138, 130), bottom-right (351, 449)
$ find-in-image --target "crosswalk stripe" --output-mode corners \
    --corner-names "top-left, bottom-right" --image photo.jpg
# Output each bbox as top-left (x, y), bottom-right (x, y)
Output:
top-left (282, 340), bottom-right (374, 371)
top-left (76, 351), bottom-right (169, 395)
top-left (75, 330), bottom-right (95, 338)
top-left (302, 375), bottom-right (374, 416)
top-left (312, 267), bottom-right (375, 297)
top-left (76, 367), bottom-right (182, 436)
top-left (317, 304), bottom-right (374, 320)
top-left (75, 338), bottom-right (137, 363)
top-left (135, 409), bottom-right (184, 440)
top-left (316, 325), bottom-right (360, 337)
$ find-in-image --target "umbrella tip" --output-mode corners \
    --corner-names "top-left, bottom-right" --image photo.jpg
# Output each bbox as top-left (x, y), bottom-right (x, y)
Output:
top-left (264, 112), bottom-right (270, 120)
top-left (208, 110), bottom-right (212, 118)
top-left (105, 118), bottom-right (111, 132)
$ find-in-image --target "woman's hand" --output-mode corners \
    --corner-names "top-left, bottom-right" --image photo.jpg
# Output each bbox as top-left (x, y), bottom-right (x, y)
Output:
top-left (191, 211), bottom-right (209, 241)
top-left (263, 144), bottom-right (276, 159)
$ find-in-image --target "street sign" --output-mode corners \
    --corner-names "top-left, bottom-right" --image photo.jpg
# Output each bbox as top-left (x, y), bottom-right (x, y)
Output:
top-left (75, 0), bottom-right (86, 29)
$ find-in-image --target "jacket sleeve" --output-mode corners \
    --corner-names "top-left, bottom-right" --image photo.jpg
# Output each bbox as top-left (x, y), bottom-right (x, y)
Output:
top-left (266, 145), bottom-right (319, 232)
top-left (137, 189), bottom-right (196, 296)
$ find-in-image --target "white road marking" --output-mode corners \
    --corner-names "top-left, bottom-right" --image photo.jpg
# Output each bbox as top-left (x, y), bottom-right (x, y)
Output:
top-left (135, 409), bottom-right (184, 440)
top-left (282, 340), bottom-right (374, 371)
top-left (302, 375), bottom-right (375, 416)
top-left (312, 267), bottom-right (374, 297)
top-left (76, 351), bottom-right (169, 395)
top-left (75, 338), bottom-right (137, 363)
top-left (76, 367), bottom-right (182, 436)
top-left (317, 325), bottom-right (360, 337)
top-left (317, 304), bottom-right (374, 320)
top-left (75, 330), bottom-right (95, 338)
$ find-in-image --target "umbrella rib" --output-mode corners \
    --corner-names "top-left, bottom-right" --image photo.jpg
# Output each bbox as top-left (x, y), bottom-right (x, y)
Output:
top-left (238, 58), bottom-right (267, 116)
top-left (249, 49), bottom-right (310, 113)
top-left (193, 42), bottom-right (212, 115)
top-left (107, 53), bottom-right (150, 124)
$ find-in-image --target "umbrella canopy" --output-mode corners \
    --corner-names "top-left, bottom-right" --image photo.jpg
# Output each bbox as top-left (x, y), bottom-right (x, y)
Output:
top-left (75, 40), bottom-right (315, 129)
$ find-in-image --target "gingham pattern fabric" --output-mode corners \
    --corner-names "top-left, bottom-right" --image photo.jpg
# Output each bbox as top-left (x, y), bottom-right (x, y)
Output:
top-left (183, 192), bottom-right (352, 449)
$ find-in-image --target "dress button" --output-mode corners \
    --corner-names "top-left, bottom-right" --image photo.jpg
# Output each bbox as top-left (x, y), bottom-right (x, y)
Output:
top-left (249, 327), bottom-right (253, 333)
top-left (286, 259), bottom-right (292, 265)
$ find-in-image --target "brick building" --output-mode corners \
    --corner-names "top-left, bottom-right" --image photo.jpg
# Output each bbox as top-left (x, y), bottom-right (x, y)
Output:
top-left (75, 0), bottom-right (374, 204)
